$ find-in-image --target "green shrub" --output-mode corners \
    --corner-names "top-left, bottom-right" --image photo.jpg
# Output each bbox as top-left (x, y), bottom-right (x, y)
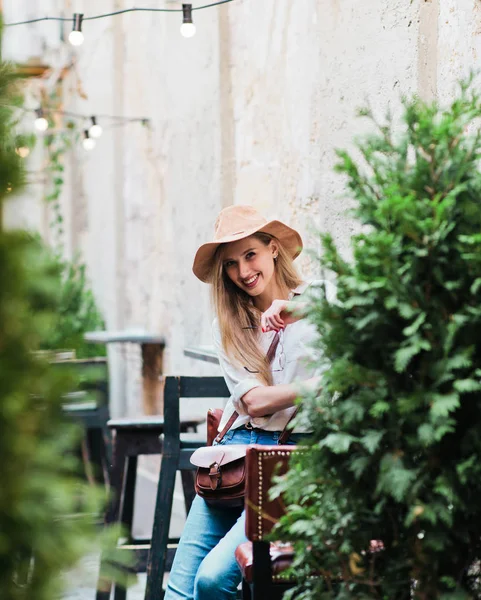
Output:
top-left (276, 78), bottom-right (481, 599)
top-left (41, 254), bottom-right (107, 358)
top-left (0, 27), bottom-right (128, 598)
top-left (0, 232), bottom-right (102, 600)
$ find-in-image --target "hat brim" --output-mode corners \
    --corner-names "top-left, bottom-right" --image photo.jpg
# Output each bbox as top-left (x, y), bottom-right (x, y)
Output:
top-left (192, 220), bottom-right (303, 283)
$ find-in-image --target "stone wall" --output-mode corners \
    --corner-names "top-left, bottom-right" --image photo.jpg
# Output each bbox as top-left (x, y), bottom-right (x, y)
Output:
top-left (2, 0), bottom-right (480, 415)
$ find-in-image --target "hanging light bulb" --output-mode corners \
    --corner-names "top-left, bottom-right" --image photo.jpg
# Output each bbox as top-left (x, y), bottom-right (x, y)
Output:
top-left (180, 4), bottom-right (196, 38)
top-left (68, 13), bottom-right (84, 46)
top-left (34, 108), bottom-right (49, 132)
top-left (15, 147), bottom-right (30, 158)
top-left (82, 130), bottom-right (96, 151)
top-left (88, 116), bottom-right (103, 139)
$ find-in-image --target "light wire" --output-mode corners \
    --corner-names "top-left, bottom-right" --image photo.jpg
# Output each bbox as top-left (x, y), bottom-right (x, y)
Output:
top-left (9, 105), bottom-right (150, 125)
top-left (5, 1), bottom-right (236, 26)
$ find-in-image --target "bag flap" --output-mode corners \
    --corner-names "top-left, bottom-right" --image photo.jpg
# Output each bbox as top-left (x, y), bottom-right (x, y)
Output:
top-left (190, 445), bottom-right (248, 468)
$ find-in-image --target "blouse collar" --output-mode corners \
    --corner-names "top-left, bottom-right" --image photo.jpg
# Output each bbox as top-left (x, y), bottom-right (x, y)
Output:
top-left (289, 281), bottom-right (309, 299)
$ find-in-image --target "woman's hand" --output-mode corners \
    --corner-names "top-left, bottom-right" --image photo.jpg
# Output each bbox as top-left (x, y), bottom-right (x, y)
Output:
top-left (261, 300), bottom-right (307, 332)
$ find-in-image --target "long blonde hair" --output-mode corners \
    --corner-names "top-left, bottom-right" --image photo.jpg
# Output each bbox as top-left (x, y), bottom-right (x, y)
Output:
top-left (211, 232), bottom-right (302, 385)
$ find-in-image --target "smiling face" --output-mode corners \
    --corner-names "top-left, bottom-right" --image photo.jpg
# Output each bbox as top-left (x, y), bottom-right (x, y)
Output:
top-left (221, 235), bottom-right (279, 304)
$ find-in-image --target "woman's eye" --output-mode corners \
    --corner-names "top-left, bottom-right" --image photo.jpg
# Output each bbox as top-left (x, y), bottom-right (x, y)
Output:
top-left (246, 252), bottom-right (255, 259)
top-left (224, 261), bottom-right (235, 269)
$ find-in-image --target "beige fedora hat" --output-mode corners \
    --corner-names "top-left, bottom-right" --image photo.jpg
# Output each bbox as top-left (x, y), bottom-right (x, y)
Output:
top-left (193, 205), bottom-right (303, 283)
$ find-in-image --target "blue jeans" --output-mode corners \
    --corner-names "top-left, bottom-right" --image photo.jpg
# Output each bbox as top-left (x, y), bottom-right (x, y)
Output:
top-left (164, 427), bottom-right (307, 600)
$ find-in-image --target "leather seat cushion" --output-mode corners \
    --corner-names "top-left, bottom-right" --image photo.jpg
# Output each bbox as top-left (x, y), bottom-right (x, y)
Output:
top-left (235, 541), bottom-right (295, 583)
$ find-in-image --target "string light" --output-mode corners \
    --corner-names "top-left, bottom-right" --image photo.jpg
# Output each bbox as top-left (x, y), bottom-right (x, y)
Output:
top-left (88, 116), bottom-right (103, 138)
top-left (19, 106), bottom-right (148, 150)
top-left (180, 4), bottom-right (196, 38)
top-left (21, 105), bottom-right (149, 127)
top-left (4, 2), bottom-right (236, 38)
top-left (15, 147), bottom-right (30, 158)
top-left (82, 130), bottom-right (96, 151)
top-left (68, 13), bottom-right (84, 46)
top-left (34, 108), bottom-right (49, 132)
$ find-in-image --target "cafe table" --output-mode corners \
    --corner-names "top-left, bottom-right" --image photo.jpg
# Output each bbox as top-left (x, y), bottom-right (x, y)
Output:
top-left (85, 329), bottom-right (166, 415)
top-left (183, 344), bottom-right (219, 365)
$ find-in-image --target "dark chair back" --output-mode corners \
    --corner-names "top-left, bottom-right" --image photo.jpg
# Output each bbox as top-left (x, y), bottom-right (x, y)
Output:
top-left (55, 358), bottom-right (111, 483)
top-left (245, 445), bottom-right (297, 541)
top-left (162, 376), bottom-right (229, 463)
top-left (145, 376), bottom-right (230, 600)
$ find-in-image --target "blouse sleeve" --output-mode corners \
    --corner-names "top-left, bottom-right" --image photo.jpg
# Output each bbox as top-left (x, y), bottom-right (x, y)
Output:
top-left (212, 319), bottom-right (264, 415)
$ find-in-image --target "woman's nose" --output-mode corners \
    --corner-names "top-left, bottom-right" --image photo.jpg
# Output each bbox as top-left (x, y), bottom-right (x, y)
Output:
top-left (238, 261), bottom-right (250, 279)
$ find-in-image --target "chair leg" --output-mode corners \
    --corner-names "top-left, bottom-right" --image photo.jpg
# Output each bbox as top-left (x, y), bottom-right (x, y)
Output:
top-left (103, 426), bottom-right (113, 471)
top-left (114, 584), bottom-right (127, 600)
top-left (109, 455), bottom-right (138, 599)
top-left (180, 469), bottom-right (196, 514)
top-left (252, 541), bottom-right (273, 600)
top-left (96, 426), bottom-right (111, 489)
top-left (88, 428), bottom-right (108, 486)
top-left (104, 435), bottom-right (127, 523)
top-left (242, 579), bottom-right (252, 600)
top-left (144, 452), bottom-right (178, 600)
top-left (120, 455), bottom-right (137, 532)
top-left (96, 434), bottom-right (127, 600)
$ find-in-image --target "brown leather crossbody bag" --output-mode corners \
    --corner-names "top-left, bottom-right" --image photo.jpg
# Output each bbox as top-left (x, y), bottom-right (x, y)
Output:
top-left (190, 332), bottom-right (299, 508)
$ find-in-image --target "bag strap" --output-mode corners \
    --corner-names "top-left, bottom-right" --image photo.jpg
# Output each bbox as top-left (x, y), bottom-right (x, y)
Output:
top-left (215, 331), bottom-right (300, 444)
top-left (214, 410), bottom-right (239, 444)
top-left (214, 403), bottom-right (299, 445)
top-left (277, 406), bottom-right (299, 445)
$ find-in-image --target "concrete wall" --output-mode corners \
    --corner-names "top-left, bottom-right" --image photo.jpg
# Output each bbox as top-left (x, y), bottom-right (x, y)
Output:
top-left (2, 0), bottom-right (480, 416)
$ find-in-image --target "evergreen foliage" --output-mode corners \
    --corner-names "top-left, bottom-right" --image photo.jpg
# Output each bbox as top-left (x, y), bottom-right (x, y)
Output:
top-left (276, 79), bottom-right (481, 599)
top-left (0, 27), bottom-right (128, 600)
top-left (41, 253), bottom-right (107, 358)
top-left (0, 231), bottom-right (102, 600)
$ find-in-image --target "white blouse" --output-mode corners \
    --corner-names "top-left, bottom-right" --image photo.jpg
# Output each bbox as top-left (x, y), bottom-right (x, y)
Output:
top-left (213, 280), bottom-right (336, 433)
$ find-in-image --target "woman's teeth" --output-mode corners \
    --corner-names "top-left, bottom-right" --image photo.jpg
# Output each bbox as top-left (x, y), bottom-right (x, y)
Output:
top-left (244, 274), bottom-right (259, 287)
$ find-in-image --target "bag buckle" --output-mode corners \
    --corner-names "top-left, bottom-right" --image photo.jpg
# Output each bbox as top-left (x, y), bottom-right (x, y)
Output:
top-left (209, 462), bottom-right (222, 490)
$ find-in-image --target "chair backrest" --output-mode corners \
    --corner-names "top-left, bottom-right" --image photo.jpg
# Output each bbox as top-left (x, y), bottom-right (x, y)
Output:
top-left (245, 445), bottom-right (297, 541)
top-left (55, 358), bottom-right (109, 410)
top-left (163, 376), bottom-right (229, 441)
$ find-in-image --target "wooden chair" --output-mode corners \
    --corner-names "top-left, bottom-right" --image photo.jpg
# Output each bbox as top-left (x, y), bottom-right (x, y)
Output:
top-left (144, 376), bottom-right (229, 600)
top-left (59, 358), bottom-right (111, 487)
top-left (96, 410), bottom-right (207, 600)
top-left (235, 445), bottom-right (299, 600)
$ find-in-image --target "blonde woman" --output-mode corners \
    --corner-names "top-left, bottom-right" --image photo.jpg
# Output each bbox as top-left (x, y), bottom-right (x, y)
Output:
top-left (164, 205), bottom-right (335, 600)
